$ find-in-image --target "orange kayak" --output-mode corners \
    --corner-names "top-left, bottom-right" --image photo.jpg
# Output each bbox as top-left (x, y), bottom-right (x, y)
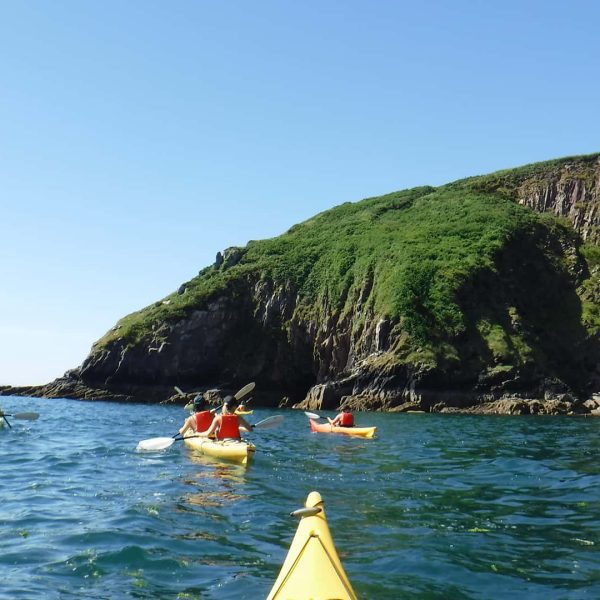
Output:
top-left (309, 418), bottom-right (376, 438)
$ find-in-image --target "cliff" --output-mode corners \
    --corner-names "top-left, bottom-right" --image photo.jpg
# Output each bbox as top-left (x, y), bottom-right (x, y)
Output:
top-left (5, 153), bottom-right (600, 414)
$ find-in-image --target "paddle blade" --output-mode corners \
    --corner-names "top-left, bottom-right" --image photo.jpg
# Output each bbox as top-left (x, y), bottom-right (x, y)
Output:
top-left (234, 382), bottom-right (256, 401)
top-left (174, 386), bottom-right (186, 397)
top-left (253, 415), bottom-right (284, 430)
top-left (10, 412), bottom-right (39, 420)
top-left (304, 411), bottom-right (321, 420)
top-left (137, 437), bottom-right (177, 451)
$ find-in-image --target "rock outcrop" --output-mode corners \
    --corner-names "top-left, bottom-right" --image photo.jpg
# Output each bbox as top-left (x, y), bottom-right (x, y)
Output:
top-left (4, 154), bottom-right (600, 416)
top-left (516, 159), bottom-right (600, 243)
top-left (468, 154), bottom-right (600, 242)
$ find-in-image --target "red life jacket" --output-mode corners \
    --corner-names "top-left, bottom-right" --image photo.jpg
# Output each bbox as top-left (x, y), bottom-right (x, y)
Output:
top-left (217, 414), bottom-right (241, 440)
top-left (339, 412), bottom-right (354, 427)
top-left (194, 411), bottom-right (213, 431)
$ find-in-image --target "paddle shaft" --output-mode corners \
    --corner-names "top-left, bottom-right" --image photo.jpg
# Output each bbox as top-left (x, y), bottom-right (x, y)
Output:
top-left (176, 382), bottom-right (255, 412)
top-left (137, 415), bottom-right (283, 451)
top-left (165, 418), bottom-right (275, 445)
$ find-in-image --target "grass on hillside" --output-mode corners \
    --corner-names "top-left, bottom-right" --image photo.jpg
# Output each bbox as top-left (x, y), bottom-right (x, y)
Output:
top-left (97, 178), bottom-right (580, 362)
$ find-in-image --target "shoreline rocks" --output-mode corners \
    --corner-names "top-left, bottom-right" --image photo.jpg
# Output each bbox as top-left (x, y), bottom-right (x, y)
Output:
top-left (3, 377), bottom-right (599, 416)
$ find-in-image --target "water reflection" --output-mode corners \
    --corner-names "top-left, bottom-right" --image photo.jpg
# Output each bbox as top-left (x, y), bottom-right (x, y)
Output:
top-left (185, 451), bottom-right (249, 480)
top-left (178, 452), bottom-right (249, 511)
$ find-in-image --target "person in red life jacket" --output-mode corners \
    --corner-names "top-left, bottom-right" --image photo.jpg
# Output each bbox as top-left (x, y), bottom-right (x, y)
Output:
top-left (328, 406), bottom-right (354, 428)
top-left (197, 396), bottom-right (253, 439)
top-left (179, 394), bottom-right (214, 436)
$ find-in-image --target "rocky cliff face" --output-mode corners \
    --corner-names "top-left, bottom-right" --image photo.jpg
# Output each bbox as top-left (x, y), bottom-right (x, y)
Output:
top-left (516, 160), bottom-right (600, 242)
top-left (472, 155), bottom-right (600, 242)
top-left (76, 277), bottom-right (316, 394)
top-left (5, 154), bottom-right (600, 415)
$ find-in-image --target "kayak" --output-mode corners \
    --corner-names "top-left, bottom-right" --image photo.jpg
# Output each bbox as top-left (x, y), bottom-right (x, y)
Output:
top-left (267, 491), bottom-right (357, 600)
top-left (183, 431), bottom-right (255, 465)
top-left (309, 418), bottom-right (376, 438)
top-left (235, 409), bottom-right (253, 415)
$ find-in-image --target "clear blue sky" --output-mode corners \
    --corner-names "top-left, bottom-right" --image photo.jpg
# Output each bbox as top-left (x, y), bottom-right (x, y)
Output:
top-left (1, 1), bottom-right (598, 386)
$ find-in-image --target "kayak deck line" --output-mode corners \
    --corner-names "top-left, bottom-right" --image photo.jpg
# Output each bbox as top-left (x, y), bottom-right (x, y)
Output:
top-left (267, 491), bottom-right (357, 600)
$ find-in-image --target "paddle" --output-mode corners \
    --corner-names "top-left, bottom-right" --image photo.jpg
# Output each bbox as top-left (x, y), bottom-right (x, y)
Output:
top-left (177, 382), bottom-right (256, 412)
top-left (234, 382), bottom-right (255, 402)
top-left (137, 415), bottom-right (284, 451)
top-left (0, 411), bottom-right (36, 428)
top-left (304, 411), bottom-right (322, 419)
top-left (137, 434), bottom-right (180, 451)
top-left (176, 382), bottom-right (255, 401)
top-left (250, 415), bottom-right (283, 430)
top-left (4, 412), bottom-right (39, 420)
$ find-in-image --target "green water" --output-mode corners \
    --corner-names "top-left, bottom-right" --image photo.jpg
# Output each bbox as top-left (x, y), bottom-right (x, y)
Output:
top-left (0, 397), bottom-right (598, 599)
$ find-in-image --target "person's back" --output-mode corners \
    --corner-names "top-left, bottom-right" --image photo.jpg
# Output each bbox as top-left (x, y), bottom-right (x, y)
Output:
top-left (338, 410), bottom-right (354, 427)
top-left (180, 394), bottom-right (212, 435)
top-left (329, 408), bottom-right (354, 427)
top-left (217, 413), bottom-right (241, 439)
top-left (197, 395), bottom-right (253, 439)
top-left (194, 409), bottom-right (213, 431)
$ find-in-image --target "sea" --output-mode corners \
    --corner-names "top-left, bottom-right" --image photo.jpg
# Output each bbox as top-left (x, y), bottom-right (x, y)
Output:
top-left (0, 396), bottom-right (598, 599)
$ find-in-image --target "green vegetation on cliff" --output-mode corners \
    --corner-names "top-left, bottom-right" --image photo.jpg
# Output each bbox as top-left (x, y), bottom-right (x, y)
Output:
top-left (579, 243), bottom-right (600, 335)
top-left (97, 153), bottom-right (599, 393)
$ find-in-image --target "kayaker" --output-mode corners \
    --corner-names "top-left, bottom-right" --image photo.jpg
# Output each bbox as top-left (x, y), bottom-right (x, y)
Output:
top-left (179, 394), bottom-right (214, 436)
top-left (328, 407), bottom-right (354, 428)
top-left (197, 396), bottom-right (253, 439)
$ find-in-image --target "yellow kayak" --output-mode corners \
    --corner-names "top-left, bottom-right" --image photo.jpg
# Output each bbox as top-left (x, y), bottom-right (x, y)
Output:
top-left (310, 418), bottom-right (376, 438)
top-left (235, 409), bottom-right (253, 415)
top-left (183, 432), bottom-right (255, 465)
top-left (267, 491), bottom-right (357, 600)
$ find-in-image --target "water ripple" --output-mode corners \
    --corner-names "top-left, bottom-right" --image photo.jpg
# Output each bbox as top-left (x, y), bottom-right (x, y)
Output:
top-left (1, 398), bottom-right (599, 598)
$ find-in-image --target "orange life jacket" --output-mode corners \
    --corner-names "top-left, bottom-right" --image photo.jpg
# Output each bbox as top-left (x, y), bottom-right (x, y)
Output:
top-left (217, 414), bottom-right (241, 440)
top-left (339, 412), bottom-right (354, 427)
top-left (194, 411), bottom-right (213, 431)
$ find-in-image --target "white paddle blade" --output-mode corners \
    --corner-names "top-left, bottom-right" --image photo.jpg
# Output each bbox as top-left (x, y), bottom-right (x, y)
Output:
top-left (304, 412), bottom-right (321, 419)
top-left (137, 437), bottom-right (176, 451)
top-left (234, 382), bottom-right (256, 401)
top-left (10, 412), bottom-right (40, 420)
top-left (253, 415), bottom-right (284, 430)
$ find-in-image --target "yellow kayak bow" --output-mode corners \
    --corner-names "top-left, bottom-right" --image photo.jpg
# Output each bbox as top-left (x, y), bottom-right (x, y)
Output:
top-left (267, 491), bottom-right (357, 600)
